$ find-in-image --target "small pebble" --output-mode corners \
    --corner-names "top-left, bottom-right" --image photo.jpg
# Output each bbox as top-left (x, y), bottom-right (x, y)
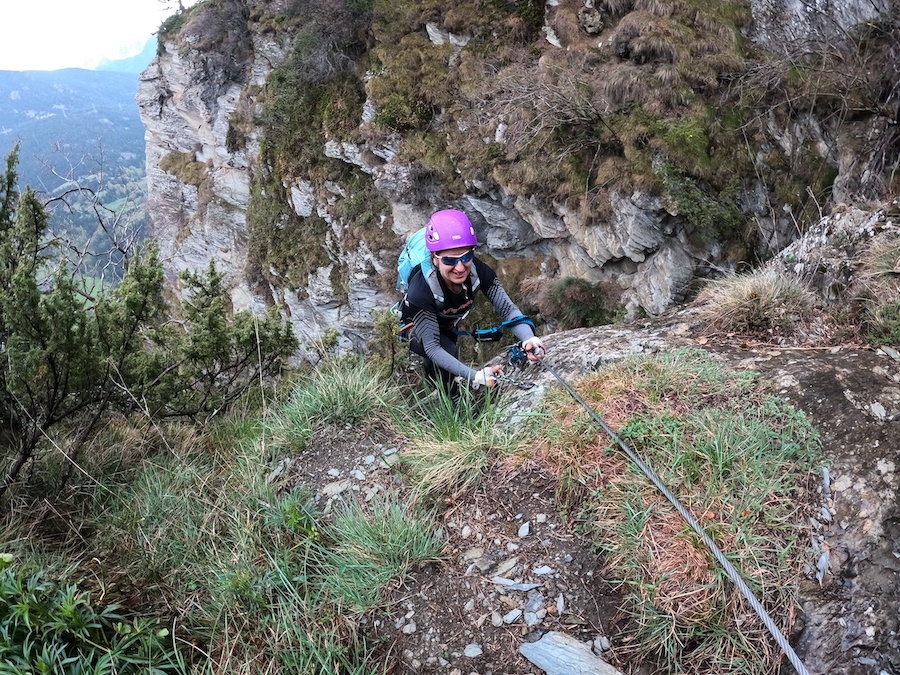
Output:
top-left (503, 608), bottom-right (522, 624)
top-left (464, 644), bottom-right (483, 658)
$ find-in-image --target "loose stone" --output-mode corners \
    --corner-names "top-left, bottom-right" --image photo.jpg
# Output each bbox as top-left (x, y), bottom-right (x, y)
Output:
top-left (495, 557), bottom-right (519, 577)
top-left (503, 608), bottom-right (522, 624)
top-left (464, 644), bottom-right (483, 657)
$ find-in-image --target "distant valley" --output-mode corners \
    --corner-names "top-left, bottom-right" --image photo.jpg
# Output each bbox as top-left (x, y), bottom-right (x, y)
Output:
top-left (0, 46), bottom-right (153, 255)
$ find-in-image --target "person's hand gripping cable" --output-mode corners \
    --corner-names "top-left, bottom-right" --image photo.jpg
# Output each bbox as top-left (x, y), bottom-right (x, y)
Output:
top-left (521, 336), bottom-right (545, 361)
top-left (472, 365), bottom-right (504, 389)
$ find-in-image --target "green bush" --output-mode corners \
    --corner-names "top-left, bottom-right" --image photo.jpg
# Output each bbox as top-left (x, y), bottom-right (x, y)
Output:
top-left (374, 94), bottom-right (434, 131)
top-left (549, 277), bottom-right (617, 329)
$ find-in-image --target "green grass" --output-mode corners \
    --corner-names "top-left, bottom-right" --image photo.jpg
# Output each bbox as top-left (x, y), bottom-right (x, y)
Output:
top-left (859, 238), bottom-right (900, 346)
top-left (393, 387), bottom-right (531, 498)
top-left (93, 401), bottom-right (437, 672)
top-left (539, 348), bottom-right (820, 674)
top-left (321, 490), bottom-right (444, 612)
top-left (1, 339), bottom-right (826, 675)
top-left (264, 356), bottom-right (400, 453)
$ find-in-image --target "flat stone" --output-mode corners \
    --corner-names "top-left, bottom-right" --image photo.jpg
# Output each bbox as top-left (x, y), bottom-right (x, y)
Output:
top-left (503, 608), bottom-right (522, 624)
top-left (495, 556), bottom-right (519, 576)
top-left (322, 479), bottom-right (351, 496)
top-left (464, 644), bottom-right (483, 658)
top-left (519, 631), bottom-right (625, 675)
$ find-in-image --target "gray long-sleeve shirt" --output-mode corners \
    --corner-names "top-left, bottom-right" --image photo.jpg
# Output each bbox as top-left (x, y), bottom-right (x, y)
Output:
top-left (402, 258), bottom-right (535, 382)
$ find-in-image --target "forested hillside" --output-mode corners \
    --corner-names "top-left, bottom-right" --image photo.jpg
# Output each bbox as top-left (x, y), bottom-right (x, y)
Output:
top-left (0, 67), bottom-right (149, 265)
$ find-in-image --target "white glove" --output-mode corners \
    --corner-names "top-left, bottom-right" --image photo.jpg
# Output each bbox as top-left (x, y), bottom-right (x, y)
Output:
top-left (522, 336), bottom-right (545, 361)
top-left (472, 365), bottom-right (502, 389)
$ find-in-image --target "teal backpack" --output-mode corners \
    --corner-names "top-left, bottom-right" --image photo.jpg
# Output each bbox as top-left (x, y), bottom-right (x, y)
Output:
top-left (396, 227), bottom-right (431, 294)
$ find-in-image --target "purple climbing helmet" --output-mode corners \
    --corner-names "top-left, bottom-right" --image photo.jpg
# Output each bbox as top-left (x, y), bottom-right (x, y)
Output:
top-left (425, 209), bottom-right (479, 252)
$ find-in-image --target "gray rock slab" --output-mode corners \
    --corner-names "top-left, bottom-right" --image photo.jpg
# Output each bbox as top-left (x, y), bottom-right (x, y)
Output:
top-left (519, 631), bottom-right (624, 675)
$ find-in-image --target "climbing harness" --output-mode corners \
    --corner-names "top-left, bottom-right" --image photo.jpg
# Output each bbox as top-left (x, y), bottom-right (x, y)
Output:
top-left (505, 345), bottom-right (811, 675)
top-left (456, 315), bottom-right (535, 342)
top-left (394, 311), bottom-right (535, 345)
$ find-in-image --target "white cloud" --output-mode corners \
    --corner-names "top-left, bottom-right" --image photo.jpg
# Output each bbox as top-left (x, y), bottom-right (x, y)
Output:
top-left (0, 0), bottom-right (196, 71)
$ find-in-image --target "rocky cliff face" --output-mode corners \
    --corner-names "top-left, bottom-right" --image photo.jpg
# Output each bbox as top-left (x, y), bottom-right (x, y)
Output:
top-left (137, 0), bottom-right (899, 356)
top-left (137, 5), bottom-right (287, 313)
top-left (748, 0), bottom-right (891, 53)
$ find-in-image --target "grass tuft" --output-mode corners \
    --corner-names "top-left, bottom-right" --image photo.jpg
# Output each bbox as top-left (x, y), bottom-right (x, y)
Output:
top-left (395, 387), bottom-right (530, 498)
top-left (858, 237), bottom-right (900, 345)
top-left (693, 270), bottom-right (816, 334)
top-left (321, 490), bottom-right (444, 612)
top-left (265, 356), bottom-right (400, 452)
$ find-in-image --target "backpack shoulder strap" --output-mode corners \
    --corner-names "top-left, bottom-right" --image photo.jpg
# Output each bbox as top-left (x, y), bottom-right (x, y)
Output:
top-left (423, 266), bottom-right (445, 310)
top-left (469, 264), bottom-right (480, 293)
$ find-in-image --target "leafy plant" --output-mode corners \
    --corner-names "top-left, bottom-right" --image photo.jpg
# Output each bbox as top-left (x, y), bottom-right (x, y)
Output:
top-left (0, 556), bottom-right (183, 673)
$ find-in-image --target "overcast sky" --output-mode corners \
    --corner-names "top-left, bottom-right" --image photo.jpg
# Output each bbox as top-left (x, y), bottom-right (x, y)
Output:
top-left (0, 0), bottom-right (198, 71)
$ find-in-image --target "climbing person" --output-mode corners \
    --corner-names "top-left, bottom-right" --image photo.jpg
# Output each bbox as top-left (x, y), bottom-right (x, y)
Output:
top-left (399, 208), bottom-right (545, 398)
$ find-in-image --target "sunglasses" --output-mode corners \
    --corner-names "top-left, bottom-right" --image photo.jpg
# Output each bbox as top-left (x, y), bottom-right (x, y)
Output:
top-left (438, 250), bottom-right (475, 267)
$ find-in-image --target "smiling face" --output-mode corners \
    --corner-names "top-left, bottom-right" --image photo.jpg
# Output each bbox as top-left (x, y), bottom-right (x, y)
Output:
top-left (433, 246), bottom-right (474, 289)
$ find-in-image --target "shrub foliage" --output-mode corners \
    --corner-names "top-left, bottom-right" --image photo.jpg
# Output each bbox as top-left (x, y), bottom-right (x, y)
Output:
top-left (0, 146), bottom-right (297, 497)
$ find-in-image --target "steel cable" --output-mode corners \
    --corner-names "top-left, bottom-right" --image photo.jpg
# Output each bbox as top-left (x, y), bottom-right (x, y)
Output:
top-left (538, 358), bottom-right (810, 675)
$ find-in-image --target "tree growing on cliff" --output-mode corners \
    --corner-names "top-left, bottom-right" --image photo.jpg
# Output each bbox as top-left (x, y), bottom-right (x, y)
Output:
top-left (0, 146), bottom-right (297, 499)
